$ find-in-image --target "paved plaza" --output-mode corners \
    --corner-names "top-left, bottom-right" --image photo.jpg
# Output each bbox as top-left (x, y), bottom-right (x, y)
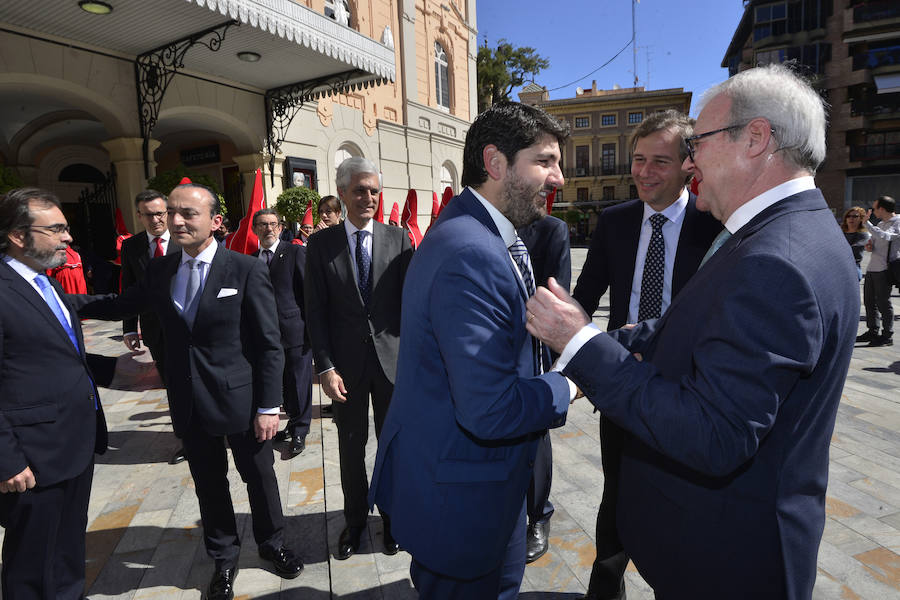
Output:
top-left (2, 248), bottom-right (899, 599)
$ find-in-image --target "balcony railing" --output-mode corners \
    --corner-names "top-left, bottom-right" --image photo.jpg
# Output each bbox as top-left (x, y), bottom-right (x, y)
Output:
top-left (850, 142), bottom-right (900, 161)
top-left (850, 93), bottom-right (900, 116)
top-left (853, 44), bottom-right (900, 70)
top-left (854, 1), bottom-right (900, 24)
top-left (564, 164), bottom-right (631, 178)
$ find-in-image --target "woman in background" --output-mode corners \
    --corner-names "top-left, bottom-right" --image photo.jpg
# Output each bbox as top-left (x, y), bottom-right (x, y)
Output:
top-left (842, 206), bottom-right (871, 280)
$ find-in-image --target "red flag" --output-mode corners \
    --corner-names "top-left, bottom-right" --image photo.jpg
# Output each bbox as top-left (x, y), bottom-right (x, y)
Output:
top-left (441, 186), bottom-right (453, 210)
top-left (375, 191), bottom-right (384, 223)
top-left (430, 192), bottom-right (440, 228)
top-left (401, 189), bottom-right (423, 248)
top-left (179, 176), bottom-right (192, 185)
top-left (389, 202), bottom-right (400, 226)
top-left (115, 207), bottom-right (131, 236)
top-left (225, 168), bottom-right (263, 254)
top-left (546, 188), bottom-right (557, 214)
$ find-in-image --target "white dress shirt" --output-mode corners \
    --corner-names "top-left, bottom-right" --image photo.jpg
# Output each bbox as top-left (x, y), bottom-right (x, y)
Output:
top-left (2, 255), bottom-right (72, 327)
top-left (148, 230), bottom-right (171, 259)
top-left (627, 188), bottom-right (689, 323)
top-left (171, 240), bottom-right (217, 314)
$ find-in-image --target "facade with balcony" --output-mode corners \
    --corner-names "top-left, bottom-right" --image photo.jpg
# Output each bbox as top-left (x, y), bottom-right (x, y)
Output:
top-left (722, 0), bottom-right (900, 214)
top-left (518, 82), bottom-right (691, 238)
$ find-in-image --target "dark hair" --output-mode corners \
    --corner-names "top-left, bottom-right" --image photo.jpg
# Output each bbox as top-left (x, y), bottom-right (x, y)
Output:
top-left (134, 189), bottom-right (166, 208)
top-left (461, 101), bottom-right (569, 188)
top-left (318, 195), bottom-right (340, 215)
top-left (173, 183), bottom-right (218, 217)
top-left (0, 187), bottom-right (61, 253)
top-left (252, 207), bottom-right (280, 227)
top-left (876, 195), bottom-right (896, 213)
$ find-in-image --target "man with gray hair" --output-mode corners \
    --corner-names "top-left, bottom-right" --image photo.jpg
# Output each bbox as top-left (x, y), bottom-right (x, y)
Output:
top-left (304, 157), bottom-right (413, 560)
top-left (527, 64), bottom-right (859, 598)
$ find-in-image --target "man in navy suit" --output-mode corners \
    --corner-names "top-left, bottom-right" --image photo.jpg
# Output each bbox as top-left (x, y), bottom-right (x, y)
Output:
top-left (369, 102), bottom-right (573, 599)
top-left (251, 208), bottom-right (311, 457)
top-left (528, 64), bottom-right (859, 599)
top-left (572, 110), bottom-right (721, 599)
top-left (0, 188), bottom-right (108, 600)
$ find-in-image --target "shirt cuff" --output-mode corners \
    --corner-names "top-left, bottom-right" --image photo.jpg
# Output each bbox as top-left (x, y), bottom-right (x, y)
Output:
top-left (317, 366), bottom-right (335, 376)
top-left (123, 331), bottom-right (138, 337)
top-left (257, 407), bottom-right (280, 415)
top-left (553, 323), bottom-right (603, 372)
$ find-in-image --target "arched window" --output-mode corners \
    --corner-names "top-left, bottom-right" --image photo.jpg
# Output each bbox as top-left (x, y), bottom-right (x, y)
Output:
top-left (334, 143), bottom-right (361, 170)
top-left (58, 163), bottom-right (105, 183)
top-left (434, 42), bottom-right (450, 111)
top-left (440, 163), bottom-right (457, 194)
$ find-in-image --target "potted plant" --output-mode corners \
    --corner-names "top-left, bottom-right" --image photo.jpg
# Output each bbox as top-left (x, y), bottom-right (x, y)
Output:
top-left (275, 186), bottom-right (320, 227)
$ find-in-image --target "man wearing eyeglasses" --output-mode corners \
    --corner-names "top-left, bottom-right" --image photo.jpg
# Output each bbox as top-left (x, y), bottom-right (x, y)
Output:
top-left (120, 189), bottom-right (185, 465)
top-left (572, 109), bottom-right (720, 600)
top-left (0, 188), bottom-right (108, 600)
top-left (527, 64), bottom-right (858, 599)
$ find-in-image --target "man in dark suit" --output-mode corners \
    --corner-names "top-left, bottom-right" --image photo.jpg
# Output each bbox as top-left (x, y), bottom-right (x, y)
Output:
top-left (571, 110), bottom-right (721, 599)
top-left (528, 64), bottom-right (859, 599)
top-left (517, 214), bottom-right (571, 563)
top-left (369, 102), bottom-right (573, 599)
top-left (76, 184), bottom-right (302, 600)
top-left (252, 208), bottom-right (311, 457)
top-left (304, 157), bottom-right (413, 560)
top-left (0, 187), bottom-right (108, 600)
top-left (119, 189), bottom-right (186, 465)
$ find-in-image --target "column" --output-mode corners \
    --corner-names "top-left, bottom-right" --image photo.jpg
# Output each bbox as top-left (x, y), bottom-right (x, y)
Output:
top-left (101, 137), bottom-right (160, 233)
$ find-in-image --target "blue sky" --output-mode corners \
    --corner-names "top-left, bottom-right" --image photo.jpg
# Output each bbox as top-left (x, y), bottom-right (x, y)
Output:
top-left (476, 0), bottom-right (747, 115)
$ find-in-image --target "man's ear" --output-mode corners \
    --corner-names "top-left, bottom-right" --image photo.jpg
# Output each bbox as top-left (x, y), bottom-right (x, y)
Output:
top-left (746, 117), bottom-right (775, 158)
top-left (6, 229), bottom-right (27, 252)
top-left (483, 145), bottom-right (508, 181)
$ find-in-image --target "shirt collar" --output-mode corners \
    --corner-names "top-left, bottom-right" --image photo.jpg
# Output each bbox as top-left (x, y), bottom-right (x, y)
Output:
top-left (344, 217), bottom-right (375, 239)
top-left (468, 186), bottom-right (518, 247)
top-left (2, 254), bottom-right (41, 281)
top-left (149, 230), bottom-right (170, 243)
top-left (641, 187), bottom-right (688, 225)
top-left (180, 238), bottom-right (218, 266)
top-left (725, 176), bottom-right (816, 233)
top-left (260, 238), bottom-right (280, 252)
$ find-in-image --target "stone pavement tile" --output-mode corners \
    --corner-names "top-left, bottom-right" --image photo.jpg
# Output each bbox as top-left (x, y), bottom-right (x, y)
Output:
top-left (548, 489), bottom-right (605, 544)
top-left (816, 540), bottom-right (900, 599)
top-left (522, 536), bottom-right (589, 594)
top-left (837, 454), bottom-right (900, 491)
top-left (823, 519), bottom-right (882, 556)
top-left (115, 509), bottom-right (174, 554)
top-left (852, 547), bottom-right (900, 595)
top-left (87, 548), bottom-right (153, 600)
top-left (372, 565), bottom-right (418, 600)
top-left (134, 475), bottom-right (193, 513)
top-left (827, 478), bottom-right (900, 518)
top-left (829, 460), bottom-right (868, 485)
top-left (834, 419), bottom-right (900, 454)
top-left (547, 506), bottom-right (590, 539)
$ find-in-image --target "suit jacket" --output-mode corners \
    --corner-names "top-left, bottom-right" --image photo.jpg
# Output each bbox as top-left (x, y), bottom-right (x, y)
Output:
top-left (0, 260), bottom-right (107, 487)
top-left (518, 214), bottom-right (572, 290)
top-left (75, 245), bottom-right (284, 437)
top-left (303, 221), bottom-right (412, 389)
top-left (120, 230), bottom-right (178, 349)
top-left (369, 189), bottom-right (571, 579)
top-left (563, 189), bottom-right (859, 599)
top-left (573, 195), bottom-right (721, 330)
top-left (253, 241), bottom-right (307, 349)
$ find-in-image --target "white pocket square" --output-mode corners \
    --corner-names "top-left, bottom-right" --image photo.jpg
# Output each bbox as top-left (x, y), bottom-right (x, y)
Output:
top-left (217, 288), bottom-right (238, 299)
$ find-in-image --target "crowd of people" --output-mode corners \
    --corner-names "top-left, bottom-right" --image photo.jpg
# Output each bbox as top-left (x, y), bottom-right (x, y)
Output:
top-left (0, 62), bottom-right (895, 600)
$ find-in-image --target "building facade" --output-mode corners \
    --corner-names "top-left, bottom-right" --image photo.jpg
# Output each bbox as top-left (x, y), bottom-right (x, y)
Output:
top-left (0, 0), bottom-right (476, 262)
top-left (721, 0), bottom-right (900, 213)
top-left (519, 81), bottom-right (692, 238)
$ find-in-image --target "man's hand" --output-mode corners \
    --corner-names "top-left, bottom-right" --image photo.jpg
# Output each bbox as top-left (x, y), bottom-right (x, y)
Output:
top-left (321, 370), bottom-right (348, 402)
top-left (254, 413), bottom-right (279, 442)
top-left (123, 333), bottom-right (142, 351)
top-left (315, 221), bottom-right (329, 231)
top-left (0, 467), bottom-right (35, 493)
top-left (526, 277), bottom-right (591, 354)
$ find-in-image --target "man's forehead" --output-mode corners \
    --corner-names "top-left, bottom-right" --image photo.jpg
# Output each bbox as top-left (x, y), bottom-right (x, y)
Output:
top-left (30, 202), bottom-right (65, 223)
top-left (351, 172), bottom-right (380, 186)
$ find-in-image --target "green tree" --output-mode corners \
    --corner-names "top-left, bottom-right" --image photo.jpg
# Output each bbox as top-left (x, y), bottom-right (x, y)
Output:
top-left (275, 186), bottom-right (320, 226)
top-left (477, 39), bottom-right (550, 112)
top-left (0, 164), bottom-right (23, 195)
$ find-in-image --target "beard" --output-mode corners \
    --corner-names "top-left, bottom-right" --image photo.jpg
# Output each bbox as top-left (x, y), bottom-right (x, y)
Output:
top-left (501, 171), bottom-right (547, 229)
top-left (24, 236), bottom-right (68, 270)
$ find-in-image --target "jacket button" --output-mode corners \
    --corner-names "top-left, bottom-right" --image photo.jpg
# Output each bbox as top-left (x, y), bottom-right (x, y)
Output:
top-left (528, 461), bottom-right (535, 467)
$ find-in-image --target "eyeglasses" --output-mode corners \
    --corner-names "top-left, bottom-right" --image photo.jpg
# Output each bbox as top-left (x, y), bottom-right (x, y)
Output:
top-left (254, 222), bottom-right (281, 230)
top-left (139, 211), bottom-right (167, 220)
top-left (29, 224), bottom-right (70, 235)
top-left (684, 125), bottom-right (745, 162)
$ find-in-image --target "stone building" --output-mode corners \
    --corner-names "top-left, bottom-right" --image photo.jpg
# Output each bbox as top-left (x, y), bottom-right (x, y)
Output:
top-left (0, 0), bottom-right (476, 258)
top-left (721, 0), bottom-right (900, 213)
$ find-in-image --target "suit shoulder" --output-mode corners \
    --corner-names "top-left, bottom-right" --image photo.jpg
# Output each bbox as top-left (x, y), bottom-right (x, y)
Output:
top-left (601, 199), bottom-right (642, 222)
top-left (121, 231), bottom-right (148, 251)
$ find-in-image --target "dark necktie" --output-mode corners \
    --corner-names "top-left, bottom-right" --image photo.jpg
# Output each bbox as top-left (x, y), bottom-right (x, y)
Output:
top-left (263, 249), bottom-right (273, 265)
top-left (153, 237), bottom-right (164, 258)
top-left (182, 259), bottom-right (201, 327)
top-left (637, 213), bottom-right (668, 321)
top-left (509, 237), bottom-right (541, 375)
top-left (35, 274), bottom-right (80, 352)
top-left (700, 229), bottom-right (733, 268)
top-left (356, 230), bottom-right (372, 307)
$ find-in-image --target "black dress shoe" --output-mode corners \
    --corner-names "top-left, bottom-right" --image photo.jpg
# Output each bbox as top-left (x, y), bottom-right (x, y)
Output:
top-left (857, 330), bottom-right (878, 343)
top-left (259, 545), bottom-right (303, 579)
top-left (287, 435), bottom-right (306, 457)
top-left (336, 525), bottom-right (364, 560)
top-left (207, 567), bottom-right (237, 600)
top-left (320, 404), bottom-right (334, 417)
top-left (273, 429), bottom-right (290, 443)
top-left (170, 447), bottom-right (186, 465)
top-left (870, 334), bottom-right (894, 347)
top-left (525, 521), bottom-right (549, 564)
top-left (382, 522), bottom-right (400, 556)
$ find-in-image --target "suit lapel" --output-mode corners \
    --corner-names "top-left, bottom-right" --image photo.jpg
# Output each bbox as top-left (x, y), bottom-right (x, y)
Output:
top-left (193, 246), bottom-right (229, 330)
top-left (371, 222), bottom-right (389, 291)
top-left (0, 262), bottom-right (81, 354)
top-left (332, 226), bottom-right (364, 306)
top-left (136, 231), bottom-right (151, 271)
top-left (616, 201), bottom-right (643, 318)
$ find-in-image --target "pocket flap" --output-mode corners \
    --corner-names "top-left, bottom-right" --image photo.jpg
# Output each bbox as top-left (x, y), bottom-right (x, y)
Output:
top-left (435, 459), bottom-right (508, 483)
top-left (226, 369), bottom-right (252, 389)
top-left (4, 403), bottom-right (59, 426)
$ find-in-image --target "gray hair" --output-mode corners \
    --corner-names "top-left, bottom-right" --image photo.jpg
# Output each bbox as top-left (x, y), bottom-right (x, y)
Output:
top-left (700, 63), bottom-right (827, 173)
top-left (336, 157), bottom-right (380, 191)
top-left (252, 207), bottom-right (281, 226)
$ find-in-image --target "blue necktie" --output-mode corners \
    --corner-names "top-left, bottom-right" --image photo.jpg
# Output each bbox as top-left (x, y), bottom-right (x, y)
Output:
top-left (700, 229), bottom-right (733, 268)
top-left (356, 230), bottom-right (372, 307)
top-left (35, 274), bottom-right (80, 352)
top-left (509, 237), bottom-right (541, 375)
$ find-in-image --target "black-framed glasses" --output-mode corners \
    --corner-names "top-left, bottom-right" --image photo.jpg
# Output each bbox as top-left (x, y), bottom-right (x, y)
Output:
top-left (684, 125), bottom-right (745, 162)
top-left (29, 224), bottom-right (70, 235)
top-left (139, 211), bottom-right (167, 220)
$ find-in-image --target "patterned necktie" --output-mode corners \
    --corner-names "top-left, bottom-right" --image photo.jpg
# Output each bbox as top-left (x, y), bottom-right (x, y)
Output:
top-left (182, 259), bottom-right (201, 327)
top-left (637, 213), bottom-right (668, 321)
top-left (153, 236), bottom-right (164, 258)
top-left (700, 229), bottom-right (732, 268)
top-left (35, 274), bottom-right (79, 352)
top-left (356, 230), bottom-right (372, 307)
top-left (509, 237), bottom-right (541, 375)
top-left (263, 249), bottom-right (273, 265)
